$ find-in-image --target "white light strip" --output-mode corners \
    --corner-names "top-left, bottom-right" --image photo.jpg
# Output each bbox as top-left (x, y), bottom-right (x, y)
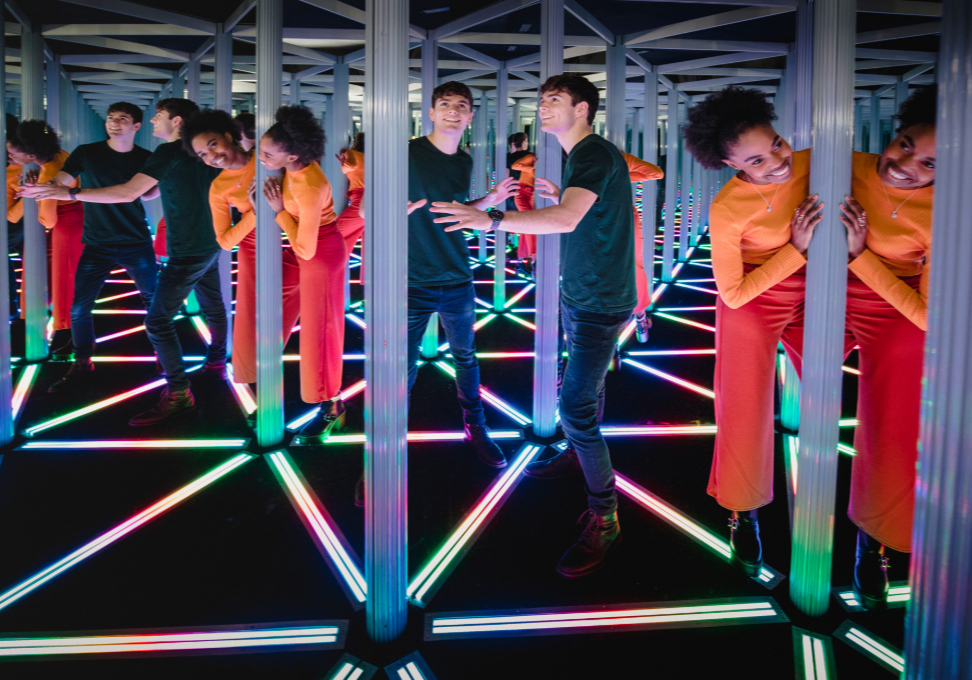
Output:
top-left (11, 364), bottom-right (38, 420)
top-left (846, 628), bottom-right (905, 672)
top-left (622, 359), bottom-right (715, 399)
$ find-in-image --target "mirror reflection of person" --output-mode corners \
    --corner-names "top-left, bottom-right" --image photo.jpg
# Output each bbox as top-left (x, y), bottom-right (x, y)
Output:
top-left (838, 85), bottom-right (937, 610)
top-left (234, 112), bottom-right (256, 152)
top-left (683, 86), bottom-right (821, 578)
top-left (5, 114), bottom-right (22, 323)
top-left (335, 131), bottom-right (365, 260)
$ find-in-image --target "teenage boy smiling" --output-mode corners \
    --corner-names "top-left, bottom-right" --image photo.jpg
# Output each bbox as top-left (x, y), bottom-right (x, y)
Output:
top-left (431, 75), bottom-right (636, 577)
top-left (406, 81), bottom-right (518, 468)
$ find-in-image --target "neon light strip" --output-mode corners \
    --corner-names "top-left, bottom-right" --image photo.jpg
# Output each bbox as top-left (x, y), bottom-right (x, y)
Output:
top-left (103, 279), bottom-right (135, 284)
top-left (615, 473), bottom-right (777, 584)
top-left (840, 418), bottom-right (859, 427)
top-left (433, 362), bottom-right (532, 425)
top-left (627, 349), bottom-right (715, 356)
top-left (0, 625), bottom-right (339, 657)
top-left (19, 439), bottom-right (249, 450)
top-left (267, 452), bottom-right (367, 602)
top-left (430, 601), bottom-right (778, 636)
top-left (505, 283), bottom-right (535, 307)
top-left (285, 380), bottom-right (367, 430)
top-left (11, 364), bottom-right (39, 421)
top-left (474, 297), bottom-right (492, 309)
top-left (345, 313), bottom-right (366, 329)
top-left (622, 358), bottom-right (715, 399)
top-left (87, 356), bottom-right (208, 362)
top-left (678, 278), bottom-right (716, 283)
top-left (687, 262), bottom-right (713, 269)
top-left (673, 283), bottom-right (719, 295)
top-left (504, 313), bottom-right (535, 330)
top-left (95, 290), bottom-right (141, 303)
top-left (796, 631), bottom-right (832, 680)
top-left (0, 454), bottom-right (253, 613)
top-left (618, 319), bottom-right (637, 347)
top-left (408, 444), bottom-right (542, 603)
top-left (837, 584), bottom-right (910, 608)
top-left (92, 310), bottom-right (147, 315)
top-left (653, 312), bottom-right (716, 333)
top-left (226, 364), bottom-right (257, 415)
top-left (602, 425), bottom-right (717, 436)
top-left (842, 626), bottom-right (905, 672)
top-left (109, 268), bottom-right (127, 274)
top-left (473, 314), bottom-right (496, 331)
top-left (841, 365), bottom-right (861, 375)
top-left (322, 430), bottom-right (523, 444)
top-left (475, 352), bottom-right (535, 358)
top-left (192, 317), bottom-right (212, 345)
top-left (656, 306), bottom-right (716, 312)
top-left (651, 283), bottom-right (668, 304)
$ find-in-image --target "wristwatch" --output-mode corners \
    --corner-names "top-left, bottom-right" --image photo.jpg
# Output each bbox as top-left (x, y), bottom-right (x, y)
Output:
top-left (488, 209), bottom-right (505, 232)
top-left (68, 186), bottom-right (82, 201)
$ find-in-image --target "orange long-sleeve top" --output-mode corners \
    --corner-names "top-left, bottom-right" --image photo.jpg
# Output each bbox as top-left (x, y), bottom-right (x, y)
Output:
top-left (341, 149), bottom-right (364, 191)
top-left (209, 154), bottom-right (256, 251)
top-left (709, 148), bottom-right (811, 309)
top-left (276, 161), bottom-right (337, 261)
top-left (511, 153), bottom-right (535, 187)
top-left (623, 152), bottom-right (664, 229)
top-left (37, 150), bottom-right (80, 229)
top-left (848, 151), bottom-right (932, 330)
top-left (7, 164), bottom-right (22, 223)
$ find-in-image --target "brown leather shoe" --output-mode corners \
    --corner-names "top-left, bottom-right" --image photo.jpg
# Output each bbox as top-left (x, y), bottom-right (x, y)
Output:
top-left (129, 388), bottom-right (195, 427)
top-left (556, 510), bottom-right (621, 578)
top-left (524, 448), bottom-right (583, 479)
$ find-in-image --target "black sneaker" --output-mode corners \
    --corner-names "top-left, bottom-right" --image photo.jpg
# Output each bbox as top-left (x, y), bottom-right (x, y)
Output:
top-left (194, 361), bottom-right (228, 380)
top-left (464, 424), bottom-right (507, 468)
top-left (297, 400), bottom-right (346, 442)
top-left (47, 359), bottom-right (95, 394)
top-left (49, 329), bottom-right (74, 361)
top-left (129, 388), bottom-right (196, 426)
top-left (853, 531), bottom-right (889, 610)
top-left (635, 312), bottom-right (652, 344)
top-left (524, 448), bottom-right (583, 479)
top-left (729, 515), bottom-right (763, 577)
top-left (556, 509), bottom-right (621, 578)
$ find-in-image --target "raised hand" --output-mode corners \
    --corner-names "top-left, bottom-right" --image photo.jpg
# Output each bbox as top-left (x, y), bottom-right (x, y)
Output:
top-left (430, 201), bottom-right (491, 233)
top-left (488, 176), bottom-right (518, 204)
top-left (535, 177), bottom-right (561, 204)
top-left (262, 176), bottom-right (284, 213)
top-left (840, 196), bottom-right (869, 259)
top-left (790, 194), bottom-right (823, 255)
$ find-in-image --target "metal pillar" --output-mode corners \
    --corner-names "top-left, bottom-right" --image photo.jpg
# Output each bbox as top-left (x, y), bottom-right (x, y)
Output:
top-left (905, 2), bottom-right (972, 674)
top-left (46, 57), bottom-right (60, 132)
top-left (186, 57), bottom-right (201, 103)
top-left (215, 23), bottom-right (234, 353)
top-left (254, 0), bottom-right (284, 446)
top-left (493, 65), bottom-right (508, 312)
top-left (789, 0), bottom-right (855, 617)
top-left (0, 22), bottom-right (11, 445)
top-left (21, 29), bottom-right (47, 361)
top-left (853, 99), bottom-right (865, 151)
top-left (868, 93), bottom-right (882, 153)
top-left (630, 107), bottom-right (641, 156)
top-left (364, 0), bottom-right (409, 644)
top-left (894, 78), bottom-right (910, 115)
top-left (172, 73), bottom-right (185, 99)
top-left (532, 0), bottom-right (563, 438)
top-left (661, 89), bottom-right (678, 282)
top-left (792, 0), bottom-right (813, 150)
top-left (678, 102), bottom-right (691, 261)
top-left (290, 77), bottom-right (301, 106)
top-left (605, 38), bottom-right (626, 151)
top-left (642, 75), bottom-right (659, 310)
top-left (421, 39), bottom-right (437, 136)
top-left (473, 101), bottom-right (488, 262)
top-left (692, 155), bottom-right (703, 244)
top-left (420, 313), bottom-right (439, 359)
top-left (513, 100), bottom-right (522, 133)
top-left (333, 62), bottom-right (350, 215)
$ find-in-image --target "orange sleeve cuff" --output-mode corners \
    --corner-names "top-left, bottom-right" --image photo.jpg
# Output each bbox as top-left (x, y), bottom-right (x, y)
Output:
top-left (849, 249), bottom-right (928, 330)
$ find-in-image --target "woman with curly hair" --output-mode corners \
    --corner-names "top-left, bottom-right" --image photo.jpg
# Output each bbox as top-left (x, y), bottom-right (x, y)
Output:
top-left (257, 105), bottom-right (348, 440)
top-left (682, 86), bottom-right (821, 576)
top-left (184, 109), bottom-right (301, 403)
top-left (837, 86), bottom-right (936, 609)
top-left (8, 120), bottom-right (84, 355)
top-left (335, 131), bottom-right (365, 258)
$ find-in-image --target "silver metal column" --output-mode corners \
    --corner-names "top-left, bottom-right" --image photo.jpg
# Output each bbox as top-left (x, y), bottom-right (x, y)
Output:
top-left (493, 64), bottom-right (508, 312)
top-left (332, 62), bottom-right (350, 215)
top-left (421, 40), bottom-right (437, 136)
top-left (254, 0), bottom-right (284, 446)
top-left (0, 23), bottom-right (11, 445)
top-left (692, 155), bottom-right (703, 244)
top-left (290, 76), bottom-right (301, 106)
top-left (473, 101), bottom-right (487, 261)
top-left (792, 0), bottom-right (813, 150)
top-left (364, 0), bottom-right (409, 644)
top-left (853, 99), bottom-right (865, 152)
top-left (869, 93), bottom-right (882, 153)
top-left (630, 107), bottom-right (641, 157)
top-left (45, 57), bottom-right (60, 132)
top-left (789, 0), bottom-right (855, 617)
top-left (172, 73), bottom-right (185, 99)
top-left (642, 75), bottom-right (659, 309)
top-left (532, 0), bottom-right (564, 438)
top-left (605, 38), bottom-right (626, 151)
top-left (215, 22), bottom-right (234, 353)
top-left (661, 90), bottom-right (677, 282)
top-left (186, 57), bottom-right (201, 103)
top-left (905, 2), bottom-right (972, 674)
top-left (21, 29), bottom-right (47, 362)
top-left (678, 101), bottom-right (691, 261)
top-left (894, 78), bottom-right (910, 115)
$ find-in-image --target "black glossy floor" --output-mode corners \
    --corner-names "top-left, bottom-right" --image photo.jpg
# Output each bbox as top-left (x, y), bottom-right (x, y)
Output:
top-left (1, 226), bottom-right (907, 678)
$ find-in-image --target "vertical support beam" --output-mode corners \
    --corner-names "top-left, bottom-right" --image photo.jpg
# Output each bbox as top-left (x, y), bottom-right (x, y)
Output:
top-left (678, 101), bottom-right (691, 261)
top-left (171, 73), bottom-right (185, 99)
top-left (473, 100), bottom-right (488, 261)
top-left (421, 40), bottom-right (437, 136)
top-left (789, 0), bottom-right (855, 617)
top-left (792, 0), bottom-right (813, 150)
top-left (45, 57), bottom-right (60, 132)
top-left (254, 0), bottom-right (284, 447)
top-left (642, 75), bottom-right (659, 309)
top-left (869, 93), bottom-right (882, 153)
top-left (0, 22), bottom-right (11, 445)
top-left (905, 2), bottom-right (972, 674)
top-left (290, 76), bottom-right (301, 106)
top-left (364, 0), bottom-right (409, 644)
top-left (493, 64), bottom-right (509, 312)
top-left (605, 38), bottom-right (626, 151)
top-left (186, 57), bottom-right (201, 103)
top-left (853, 98), bottom-right (865, 151)
top-left (333, 62), bottom-right (350, 215)
top-left (215, 23), bottom-right (234, 352)
top-left (21, 29), bottom-right (47, 362)
top-left (661, 92), bottom-right (677, 282)
top-left (533, 0), bottom-right (563, 437)
top-left (778, 62), bottom-right (791, 142)
top-left (692, 155), bottom-right (703, 244)
top-left (894, 78), bottom-right (910, 114)
top-left (630, 107), bottom-right (641, 157)
top-left (513, 100), bottom-right (522, 133)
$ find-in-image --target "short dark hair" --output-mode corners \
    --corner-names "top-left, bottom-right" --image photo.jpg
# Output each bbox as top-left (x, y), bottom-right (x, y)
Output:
top-left (107, 101), bottom-right (143, 125)
top-left (894, 85), bottom-right (937, 133)
top-left (508, 132), bottom-right (527, 148)
top-left (234, 112), bottom-right (255, 140)
top-left (156, 98), bottom-right (199, 126)
top-left (181, 108), bottom-right (240, 157)
top-left (539, 74), bottom-right (599, 126)
top-left (265, 105), bottom-right (325, 165)
top-left (6, 114), bottom-right (18, 141)
top-left (8, 119), bottom-right (60, 163)
top-left (431, 81), bottom-right (473, 109)
top-left (682, 85), bottom-right (778, 170)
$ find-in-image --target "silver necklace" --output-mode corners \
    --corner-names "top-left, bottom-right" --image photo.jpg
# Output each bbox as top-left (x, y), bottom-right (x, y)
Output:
top-left (752, 181), bottom-right (781, 212)
top-left (881, 182), bottom-right (918, 219)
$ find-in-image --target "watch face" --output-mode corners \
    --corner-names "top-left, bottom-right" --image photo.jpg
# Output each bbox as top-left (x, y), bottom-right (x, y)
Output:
top-left (491, 210), bottom-right (504, 222)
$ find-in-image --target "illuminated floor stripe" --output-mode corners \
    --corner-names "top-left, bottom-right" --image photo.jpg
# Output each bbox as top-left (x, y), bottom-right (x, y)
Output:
top-left (627, 349), bottom-right (715, 356)
top-left (191, 316), bottom-right (212, 344)
top-left (656, 306), bottom-right (715, 312)
top-left (650, 283), bottom-right (668, 305)
top-left (833, 582), bottom-right (910, 611)
top-left (385, 652), bottom-right (438, 680)
top-left (325, 653), bottom-right (378, 680)
top-left (674, 282), bottom-right (719, 295)
top-left (792, 628), bottom-right (836, 680)
top-left (602, 425), bottom-right (717, 436)
top-left (622, 358), bottom-right (715, 399)
top-left (0, 453), bottom-right (254, 613)
top-left (11, 364), bottom-right (39, 421)
top-left (614, 472), bottom-right (783, 588)
top-left (345, 313), bottom-right (367, 329)
top-left (18, 439), bottom-right (249, 450)
top-left (505, 283), bottom-right (535, 307)
top-left (834, 621), bottom-right (905, 674)
top-left (653, 312), bottom-right (716, 333)
top-left (473, 314), bottom-right (496, 331)
top-left (226, 363), bottom-right (257, 415)
top-left (408, 444), bottom-right (543, 606)
top-left (285, 379), bottom-right (367, 431)
top-left (433, 362), bottom-right (532, 425)
top-left (425, 597), bottom-right (786, 640)
top-left (92, 309), bottom-right (147, 315)
top-left (0, 622), bottom-right (343, 658)
top-left (266, 452), bottom-right (367, 605)
top-left (95, 290), bottom-right (141, 303)
top-left (321, 430), bottom-right (523, 444)
top-left (504, 313), bottom-right (535, 330)
top-left (618, 318), bottom-right (637, 348)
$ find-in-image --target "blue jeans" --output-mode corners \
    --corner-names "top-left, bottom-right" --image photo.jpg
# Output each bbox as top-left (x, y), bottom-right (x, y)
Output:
top-left (145, 251), bottom-right (228, 391)
top-left (71, 242), bottom-right (159, 357)
top-left (560, 299), bottom-right (633, 516)
top-left (407, 281), bottom-right (485, 426)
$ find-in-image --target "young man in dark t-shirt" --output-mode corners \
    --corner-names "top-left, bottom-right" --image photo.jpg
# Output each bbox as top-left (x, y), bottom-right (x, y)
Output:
top-left (27, 102), bottom-right (159, 394)
top-left (431, 75), bottom-right (635, 577)
top-left (406, 81), bottom-right (517, 468)
top-left (27, 98), bottom-right (226, 425)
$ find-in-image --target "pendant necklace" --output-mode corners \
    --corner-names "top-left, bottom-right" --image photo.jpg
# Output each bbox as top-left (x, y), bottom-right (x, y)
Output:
top-left (881, 182), bottom-right (917, 219)
top-left (752, 180), bottom-right (781, 212)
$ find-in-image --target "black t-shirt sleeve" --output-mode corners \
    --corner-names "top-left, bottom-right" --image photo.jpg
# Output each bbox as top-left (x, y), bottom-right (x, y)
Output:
top-left (139, 145), bottom-right (175, 182)
top-left (565, 143), bottom-right (612, 199)
top-left (61, 146), bottom-right (85, 180)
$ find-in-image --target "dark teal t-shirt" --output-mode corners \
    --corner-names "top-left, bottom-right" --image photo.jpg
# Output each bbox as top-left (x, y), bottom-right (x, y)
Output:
top-left (560, 134), bottom-right (636, 314)
top-left (139, 140), bottom-right (221, 258)
top-left (61, 141), bottom-right (153, 246)
top-left (407, 136), bottom-right (474, 286)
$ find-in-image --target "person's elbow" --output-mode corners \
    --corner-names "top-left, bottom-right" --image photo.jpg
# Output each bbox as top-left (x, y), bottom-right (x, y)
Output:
top-left (719, 289), bottom-right (746, 309)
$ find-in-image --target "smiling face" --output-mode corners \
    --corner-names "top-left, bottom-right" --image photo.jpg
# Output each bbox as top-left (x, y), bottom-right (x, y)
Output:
top-left (538, 89), bottom-right (588, 136)
top-left (105, 110), bottom-right (140, 140)
top-left (6, 141), bottom-right (34, 166)
top-left (191, 131), bottom-right (244, 170)
top-left (257, 135), bottom-right (297, 170)
top-left (150, 109), bottom-right (178, 140)
top-left (428, 94), bottom-right (473, 136)
top-left (878, 123), bottom-right (936, 189)
top-left (723, 124), bottom-right (793, 185)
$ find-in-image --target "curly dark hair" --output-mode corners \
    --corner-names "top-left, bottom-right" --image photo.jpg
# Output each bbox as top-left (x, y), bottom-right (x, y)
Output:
top-left (894, 85), bottom-right (937, 133)
top-left (539, 74), bottom-right (599, 126)
top-left (9, 119), bottom-right (61, 164)
top-left (682, 85), bottom-right (778, 170)
top-left (180, 109), bottom-right (240, 157)
top-left (234, 112), bottom-right (255, 141)
top-left (265, 105), bottom-right (325, 165)
top-left (431, 81), bottom-right (473, 109)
